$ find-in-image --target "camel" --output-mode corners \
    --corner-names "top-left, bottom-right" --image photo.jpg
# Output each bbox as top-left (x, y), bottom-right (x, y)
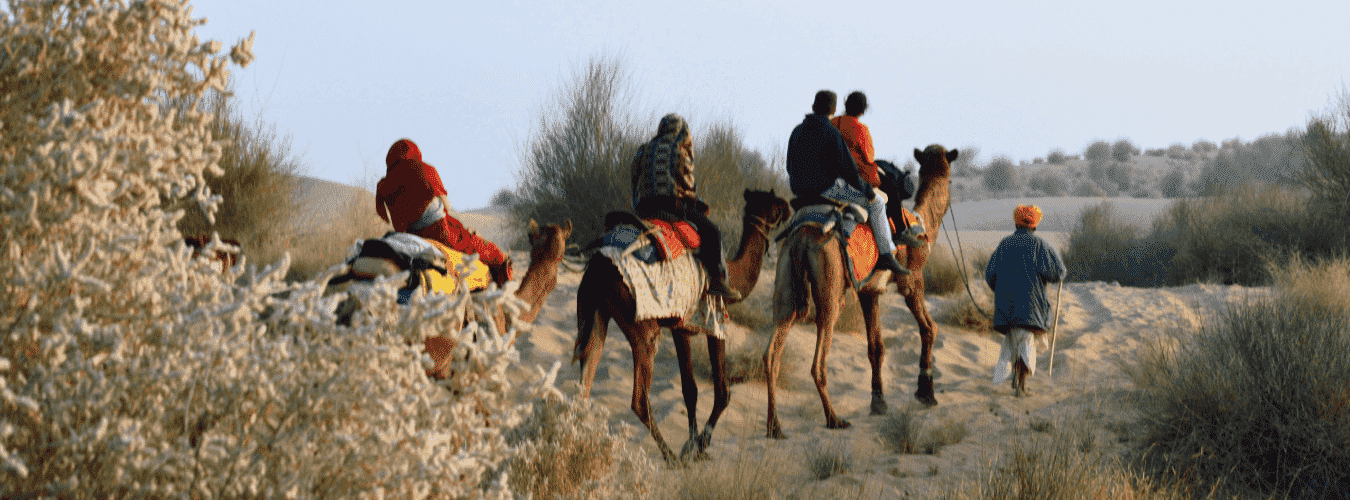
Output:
top-left (573, 189), bottom-right (791, 463)
top-left (184, 233), bottom-right (241, 273)
top-left (764, 145), bottom-right (956, 439)
top-left (515, 219), bottom-right (573, 324)
top-left (325, 219), bottom-right (573, 378)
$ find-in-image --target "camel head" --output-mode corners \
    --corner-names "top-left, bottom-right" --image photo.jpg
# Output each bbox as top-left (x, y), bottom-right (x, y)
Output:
top-left (528, 219), bottom-right (573, 262)
top-left (742, 188), bottom-right (792, 229)
top-left (913, 144), bottom-right (958, 179)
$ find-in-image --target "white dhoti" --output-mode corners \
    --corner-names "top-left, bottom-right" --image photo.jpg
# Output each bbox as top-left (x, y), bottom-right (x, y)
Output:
top-left (993, 328), bottom-right (1044, 384)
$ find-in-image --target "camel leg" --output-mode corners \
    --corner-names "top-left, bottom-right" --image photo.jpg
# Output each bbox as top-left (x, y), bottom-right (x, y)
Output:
top-left (764, 316), bottom-right (794, 439)
top-left (625, 321), bottom-right (677, 464)
top-left (900, 288), bottom-right (940, 406)
top-left (859, 290), bottom-right (888, 415)
top-left (811, 291), bottom-right (850, 430)
top-left (672, 331), bottom-right (706, 461)
top-left (698, 335), bottom-right (730, 454)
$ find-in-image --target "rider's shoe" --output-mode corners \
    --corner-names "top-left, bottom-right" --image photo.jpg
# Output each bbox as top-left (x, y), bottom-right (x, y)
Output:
top-left (873, 253), bottom-right (911, 275)
top-left (707, 276), bottom-right (742, 301)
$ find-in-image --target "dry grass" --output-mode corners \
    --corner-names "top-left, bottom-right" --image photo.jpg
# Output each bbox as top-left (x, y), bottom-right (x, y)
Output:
top-left (938, 288), bottom-right (995, 333)
top-left (805, 439), bottom-right (854, 480)
top-left (879, 410), bottom-right (969, 455)
top-left (945, 419), bottom-right (1196, 500)
top-left (1128, 255), bottom-right (1350, 498)
top-left (925, 243), bottom-right (987, 297)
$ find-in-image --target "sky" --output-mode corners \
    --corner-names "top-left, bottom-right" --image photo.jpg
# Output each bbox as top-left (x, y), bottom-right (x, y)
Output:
top-left (188, 0), bottom-right (1350, 210)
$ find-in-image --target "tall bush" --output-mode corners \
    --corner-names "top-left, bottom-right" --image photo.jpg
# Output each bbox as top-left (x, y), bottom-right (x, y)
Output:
top-left (981, 155), bottom-right (1017, 192)
top-left (1046, 148), bottom-right (1067, 164)
top-left (1303, 87), bottom-right (1350, 225)
top-left (0, 2), bottom-right (648, 497)
top-left (1084, 140), bottom-right (1111, 162)
top-left (1111, 138), bottom-right (1139, 162)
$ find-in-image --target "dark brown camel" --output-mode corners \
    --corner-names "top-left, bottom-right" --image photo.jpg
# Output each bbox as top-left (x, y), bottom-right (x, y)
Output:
top-left (764, 145), bottom-right (956, 439)
top-left (573, 189), bottom-right (791, 463)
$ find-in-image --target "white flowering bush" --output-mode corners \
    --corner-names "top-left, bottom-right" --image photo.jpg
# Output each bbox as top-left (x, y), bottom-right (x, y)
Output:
top-left (1, 1), bottom-right (652, 498)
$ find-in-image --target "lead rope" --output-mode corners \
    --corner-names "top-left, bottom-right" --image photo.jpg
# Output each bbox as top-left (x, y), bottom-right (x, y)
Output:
top-left (941, 199), bottom-right (991, 317)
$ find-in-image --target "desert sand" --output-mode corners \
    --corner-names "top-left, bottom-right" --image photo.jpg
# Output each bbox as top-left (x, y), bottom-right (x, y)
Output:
top-left (463, 197), bottom-right (1269, 497)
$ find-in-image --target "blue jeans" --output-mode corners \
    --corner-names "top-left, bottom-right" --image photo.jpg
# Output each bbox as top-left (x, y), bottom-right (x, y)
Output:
top-left (819, 178), bottom-right (897, 255)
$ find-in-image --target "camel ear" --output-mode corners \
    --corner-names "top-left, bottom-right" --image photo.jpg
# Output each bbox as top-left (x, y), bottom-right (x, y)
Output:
top-left (744, 188), bottom-right (752, 200)
top-left (529, 219), bottom-right (539, 235)
top-left (913, 148), bottom-right (923, 161)
top-left (946, 149), bottom-right (960, 163)
top-left (563, 219), bottom-right (573, 234)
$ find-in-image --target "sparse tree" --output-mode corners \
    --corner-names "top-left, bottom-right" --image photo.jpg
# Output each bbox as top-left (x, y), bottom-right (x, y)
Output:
top-left (951, 145), bottom-right (982, 177)
top-left (1192, 139), bottom-right (1217, 154)
top-left (1046, 148), bottom-right (1068, 164)
top-left (1111, 138), bottom-right (1140, 162)
top-left (1159, 168), bottom-right (1189, 198)
top-left (1084, 140), bottom-right (1111, 162)
top-left (982, 155), bottom-right (1017, 192)
top-left (1303, 87), bottom-right (1350, 223)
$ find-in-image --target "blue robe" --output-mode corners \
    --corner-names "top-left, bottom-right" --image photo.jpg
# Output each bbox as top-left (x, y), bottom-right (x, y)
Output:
top-left (984, 227), bottom-right (1066, 332)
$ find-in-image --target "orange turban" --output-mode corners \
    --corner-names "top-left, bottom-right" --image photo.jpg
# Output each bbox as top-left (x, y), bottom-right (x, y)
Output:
top-left (1014, 204), bottom-right (1043, 228)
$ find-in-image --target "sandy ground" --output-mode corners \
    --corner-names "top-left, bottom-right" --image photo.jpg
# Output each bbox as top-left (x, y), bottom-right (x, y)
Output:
top-left (465, 197), bottom-right (1273, 497)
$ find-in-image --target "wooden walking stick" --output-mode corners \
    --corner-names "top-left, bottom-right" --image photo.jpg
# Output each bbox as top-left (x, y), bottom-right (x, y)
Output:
top-left (1048, 278), bottom-right (1065, 377)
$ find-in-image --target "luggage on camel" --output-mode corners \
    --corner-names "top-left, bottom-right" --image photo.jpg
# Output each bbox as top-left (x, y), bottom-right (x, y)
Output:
top-left (332, 232), bottom-right (492, 305)
top-left (777, 201), bottom-right (910, 289)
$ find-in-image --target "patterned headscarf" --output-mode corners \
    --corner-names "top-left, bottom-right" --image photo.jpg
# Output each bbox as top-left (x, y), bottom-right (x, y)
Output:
top-left (647, 113), bottom-right (692, 172)
top-left (1014, 204), bottom-right (1043, 228)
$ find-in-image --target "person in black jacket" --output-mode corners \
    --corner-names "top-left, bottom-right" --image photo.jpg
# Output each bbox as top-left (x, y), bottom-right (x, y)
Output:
top-left (786, 90), bottom-right (907, 275)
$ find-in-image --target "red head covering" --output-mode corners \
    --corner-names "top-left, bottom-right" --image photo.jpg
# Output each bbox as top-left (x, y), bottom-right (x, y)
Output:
top-left (1014, 204), bottom-right (1043, 228)
top-left (386, 139), bottom-right (422, 172)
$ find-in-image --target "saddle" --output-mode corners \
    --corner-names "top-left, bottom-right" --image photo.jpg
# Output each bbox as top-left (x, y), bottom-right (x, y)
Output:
top-left (597, 211), bottom-right (701, 263)
top-left (780, 202), bottom-right (896, 287)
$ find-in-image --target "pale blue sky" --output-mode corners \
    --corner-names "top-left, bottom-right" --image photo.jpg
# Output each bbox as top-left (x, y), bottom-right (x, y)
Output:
top-left (190, 0), bottom-right (1350, 209)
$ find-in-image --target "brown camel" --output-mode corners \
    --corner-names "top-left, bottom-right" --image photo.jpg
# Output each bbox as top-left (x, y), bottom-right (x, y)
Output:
top-left (515, 219), bottom-right (573, 324)
top-left (764, 145), bottom-right (956, 439)
top-left (573, 189), bottom-right (791, 463)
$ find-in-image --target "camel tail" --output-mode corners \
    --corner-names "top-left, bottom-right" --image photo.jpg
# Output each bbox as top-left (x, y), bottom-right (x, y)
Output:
top-left (573, 254), bottom-right (609, 364)
top-left (773, 231), bottom-right (813, 324)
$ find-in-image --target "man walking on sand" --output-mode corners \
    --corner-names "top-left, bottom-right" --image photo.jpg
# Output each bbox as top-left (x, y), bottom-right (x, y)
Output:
top-left (984, 204), bottom-right (1066, 397)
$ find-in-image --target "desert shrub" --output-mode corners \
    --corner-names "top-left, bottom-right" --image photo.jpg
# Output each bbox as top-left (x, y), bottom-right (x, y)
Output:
top-left (489, 187), bottom-right (517, 208)
top-left (981, 155), bottom-right (1017, 192)
top-left (1072, 179), bottom-right (1107, 197)
top-left (1032, 156), bottom-right (1044, 164)
top-left (1086, 158), bottom-right (1107, 183)
top-left (1191, 139), bottom-right (1217, 154)
top-left (164, 88), bottom-right (306, 279)
top-left (1084, 140), bottom-right (1111, 162)
top-left (1063, 202), bottom-right (1144, 283)
top-left (952, 145), bottom-right (982, 177)
top-left (1105, 161), bottom-right (1134, 192)
top-left (925, 243), bottom-right (978, 296)
top-left (944, 423), bottom-right (1194, 500)
top-left (1194, 131), bottom-right (1305, 195)
top-left (499, 393), bottom-right (654, 499)
top-left (1303, 86), bottom-right (1350, 227)
top-left (511, 56), bottom-right (781, 252)
top-left (1027, 169), bottom-right (1069, 197)
top-left (1046, 148), bottom-right (1068, 164)
top-left (805, 440), bottom-right (853, 480)
top-left (1111, 138), bottom-right (1140, 162)
top-left (511, 54), bottom-right (642, 250)
top-left (1143, 147), bottom-right (1167, 157)
top-left (1157, 167), bottom-right (1189, 198)
top-left (693, 120), bottom-right (790, 249)
top-left (1135, 269), bottom-right (1350, 498)
top-left (939, 288), bottom-right (994, 332)
top-left (0, 3), bottom-right (641, 497)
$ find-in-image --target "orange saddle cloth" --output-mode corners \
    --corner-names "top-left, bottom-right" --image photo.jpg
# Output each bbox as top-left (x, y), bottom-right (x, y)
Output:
top-left (844, 216), bottom-right (902, 284)
top-left (643, 219), bottom-right (701, 260)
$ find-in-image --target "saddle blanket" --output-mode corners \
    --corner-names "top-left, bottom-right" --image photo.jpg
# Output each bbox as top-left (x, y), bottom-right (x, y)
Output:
top-left (782, 204), bottom-right (885, 284)
top-left (598, 244), bottom-right (727, 340)
top-left (601, 220), bottom-right (701, 263)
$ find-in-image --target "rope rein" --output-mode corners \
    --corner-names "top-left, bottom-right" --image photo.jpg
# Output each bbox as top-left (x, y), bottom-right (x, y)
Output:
top-left (941, 199), bottom-right (992, 317)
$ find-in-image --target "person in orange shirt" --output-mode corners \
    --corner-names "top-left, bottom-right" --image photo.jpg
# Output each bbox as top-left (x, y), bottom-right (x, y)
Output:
top-left (375, 139), bottom-right (512, 286)
top-left (830, 92), bottom-right (925, 247)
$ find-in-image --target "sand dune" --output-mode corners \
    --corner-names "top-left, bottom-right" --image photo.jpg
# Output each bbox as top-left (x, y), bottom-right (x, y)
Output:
top-left (477, 197), bottom-right (1271, 496)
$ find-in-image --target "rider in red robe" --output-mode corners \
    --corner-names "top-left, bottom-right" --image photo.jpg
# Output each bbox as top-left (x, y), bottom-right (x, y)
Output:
top-left (375, 139), bottom-right (512, 286)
